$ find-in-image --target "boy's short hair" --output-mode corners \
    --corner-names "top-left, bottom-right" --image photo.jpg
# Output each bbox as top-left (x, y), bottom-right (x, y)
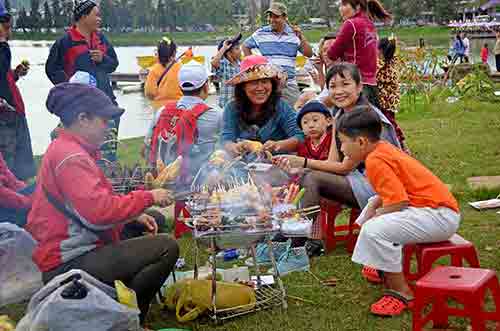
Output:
top-left (296, 100), bottom-right (332, 129)
top-left (336, 106), bottom-right (382, 141)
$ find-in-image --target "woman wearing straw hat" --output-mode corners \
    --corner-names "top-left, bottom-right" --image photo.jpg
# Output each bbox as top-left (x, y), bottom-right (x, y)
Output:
top-left (221, 55), bottom-right (303, 157)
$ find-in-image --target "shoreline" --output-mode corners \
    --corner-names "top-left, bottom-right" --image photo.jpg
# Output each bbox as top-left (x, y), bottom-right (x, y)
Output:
top-left (12, 26), bottom-right (453, 47)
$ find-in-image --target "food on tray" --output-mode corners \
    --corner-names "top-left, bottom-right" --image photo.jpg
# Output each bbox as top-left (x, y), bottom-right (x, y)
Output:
top-left (144, 172), bottom-right (155, 190)
top-left (244, 140), bottom-right (263, 153)
top-left (209, 150), bottom-right (228, 166)
top-left (153, 156), bottom-right (183, 188)
top-left (156, 159), bottom-right (166, 173)
top-left (246, 162), bottom-right (273, 172)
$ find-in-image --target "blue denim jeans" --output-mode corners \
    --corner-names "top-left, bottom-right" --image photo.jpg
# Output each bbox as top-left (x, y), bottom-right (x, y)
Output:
top-left (0, 112), bottom-right (35, 180)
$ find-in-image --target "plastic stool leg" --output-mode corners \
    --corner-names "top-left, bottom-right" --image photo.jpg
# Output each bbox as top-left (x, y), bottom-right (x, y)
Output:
top-left (322, 203), bottom-right (343, 253)
top-left (412, 292), bottom-right (427, 331)
top-left (431, 295), bottom-right (450, 329)
top-left (489, 276), bottom-right (500, 322)
top-left (464, 248), bottom-right (481, 268)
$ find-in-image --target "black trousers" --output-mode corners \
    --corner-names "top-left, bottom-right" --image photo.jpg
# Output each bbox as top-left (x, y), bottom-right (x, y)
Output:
top-left (42, 235), bottom-right (179, 325)
top-left (496, 54), bottom-right (500, 72)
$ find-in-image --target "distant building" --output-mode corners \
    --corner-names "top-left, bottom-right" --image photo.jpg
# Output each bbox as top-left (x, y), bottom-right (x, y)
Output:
top-left (480, 0), bottom-right (500, 21)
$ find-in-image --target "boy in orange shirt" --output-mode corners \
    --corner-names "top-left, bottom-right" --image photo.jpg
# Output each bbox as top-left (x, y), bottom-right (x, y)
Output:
top-left (336, 106), bottom-right (460, 317)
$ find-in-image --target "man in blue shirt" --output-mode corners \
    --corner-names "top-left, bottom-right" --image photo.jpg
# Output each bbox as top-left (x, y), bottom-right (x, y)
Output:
top-left (242, 2), bottom-right (313, 107)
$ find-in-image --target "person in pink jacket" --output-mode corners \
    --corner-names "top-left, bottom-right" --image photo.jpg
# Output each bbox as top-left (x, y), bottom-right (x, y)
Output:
top-left (327, 0), bottom-right (392, 109)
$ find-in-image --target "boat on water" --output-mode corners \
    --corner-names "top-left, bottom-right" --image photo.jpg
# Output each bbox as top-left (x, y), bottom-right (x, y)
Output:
top-left (135, 53), bottom-right (315, 91)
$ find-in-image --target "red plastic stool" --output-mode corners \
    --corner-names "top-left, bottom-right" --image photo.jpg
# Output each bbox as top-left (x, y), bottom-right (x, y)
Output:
top-left (413, 266), bottom-right (500, 331)
top-left (403, 234), bottom-right (480, 282)
top-left (319, 198), bottom-right (360, 253)
top-left (174, 201), bottom-right (192, 239)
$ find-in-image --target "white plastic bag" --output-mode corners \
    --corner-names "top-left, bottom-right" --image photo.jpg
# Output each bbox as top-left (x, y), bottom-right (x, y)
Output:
top-left (281, 219), bottom-right (312, 237)
top-left (15, 269), bottom-right (141, 331)
top-left (0, 223), bottom-right (42, 307)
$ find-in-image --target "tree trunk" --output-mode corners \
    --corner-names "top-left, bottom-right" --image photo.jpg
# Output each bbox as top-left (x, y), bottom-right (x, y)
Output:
top-left (320, 0), bottom-right (330, 27)
top-left (248, 0), bottom-right (257, 29)
top-left (260, 0), bottom-right (270, 21)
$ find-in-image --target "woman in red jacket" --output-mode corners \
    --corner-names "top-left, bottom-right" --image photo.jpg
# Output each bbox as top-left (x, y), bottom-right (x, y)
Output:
top-left (327, 0), bottom-right (392, 109)
top-left (27, 83), bottom-right (178, 328)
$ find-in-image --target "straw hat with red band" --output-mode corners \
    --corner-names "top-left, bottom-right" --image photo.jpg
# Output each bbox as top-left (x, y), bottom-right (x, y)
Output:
top-left (225, 55), bottom-right (287, 87)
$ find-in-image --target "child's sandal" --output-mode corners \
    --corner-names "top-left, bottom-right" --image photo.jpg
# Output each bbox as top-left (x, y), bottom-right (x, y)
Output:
top-left (361, 266), bottom-right (384, 284)
top-left (370, 290), bottom-right (414, 317)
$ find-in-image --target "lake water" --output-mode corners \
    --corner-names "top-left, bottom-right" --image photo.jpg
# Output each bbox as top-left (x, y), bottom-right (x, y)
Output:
top-left (8, 37), bottom-right (497, 155)
top-left (9, 41), bottom-right (219, 155)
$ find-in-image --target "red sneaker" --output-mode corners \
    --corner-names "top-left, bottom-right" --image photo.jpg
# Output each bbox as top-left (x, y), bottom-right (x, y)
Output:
top-left (362, 266), bottom-right (383, 284)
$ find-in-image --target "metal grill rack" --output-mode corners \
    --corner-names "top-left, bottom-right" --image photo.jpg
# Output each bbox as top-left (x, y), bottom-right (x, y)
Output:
top-left (192, 226), bottom-right (287, 323)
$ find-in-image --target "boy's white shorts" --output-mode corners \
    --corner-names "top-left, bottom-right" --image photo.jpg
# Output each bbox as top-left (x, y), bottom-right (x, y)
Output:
top-left (351, 207), bottom-right (460, 273)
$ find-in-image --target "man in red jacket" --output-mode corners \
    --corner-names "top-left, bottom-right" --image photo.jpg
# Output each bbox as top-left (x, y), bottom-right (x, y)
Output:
top-left (26, 83), bottom-right (178, 326)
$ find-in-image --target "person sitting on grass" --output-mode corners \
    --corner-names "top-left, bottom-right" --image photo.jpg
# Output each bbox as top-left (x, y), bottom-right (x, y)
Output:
top-left (26, 83), bottom-right (179, 328)
top-left (336, 107), bottom-right (460, 316)
top-left (273, 101), bottom-right (333, 252)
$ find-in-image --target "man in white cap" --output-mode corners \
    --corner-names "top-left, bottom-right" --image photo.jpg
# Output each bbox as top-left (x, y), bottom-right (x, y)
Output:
top-left (145, 64), bottom-right (222, 179)
top-left (242, 2), bottom-right (313, 107)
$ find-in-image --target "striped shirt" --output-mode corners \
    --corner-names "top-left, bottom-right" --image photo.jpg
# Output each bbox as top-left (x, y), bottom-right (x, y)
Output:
top-left (243, 24), bottom-right (303, 81)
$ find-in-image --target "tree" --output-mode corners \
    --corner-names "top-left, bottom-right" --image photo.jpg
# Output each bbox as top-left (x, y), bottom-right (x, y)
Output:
top-left (100, 0), bottom-right (117, 31)
top-left (156, 0), bottom-right (168, 31)
top-left (16, 7), bottom-right (28, 33)
top-left (260, 0), bottom-right (270, 22)
top-left (248, 0), bottom-right (258, 28)
top-left (43, 1), bottom-right (53, 31)
top-left (61, 0), bottom-right (73, 27)
top-left (52, 0), bottom-right (64, 29)
top-left (30, 0), bottom-right (42, 32)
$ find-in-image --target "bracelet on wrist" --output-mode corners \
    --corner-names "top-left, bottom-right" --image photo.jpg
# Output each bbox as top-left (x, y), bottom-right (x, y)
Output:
top-left (303, 158), bottom-right (308, 168)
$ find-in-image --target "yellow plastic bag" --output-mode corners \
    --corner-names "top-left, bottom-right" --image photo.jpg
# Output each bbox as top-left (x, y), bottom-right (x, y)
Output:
top-left (0, 315), bottom-right (15, 331)
top-left (163, 279), bottom-right (256, 322)
top-left (115, 280), bottom-right (139, 310)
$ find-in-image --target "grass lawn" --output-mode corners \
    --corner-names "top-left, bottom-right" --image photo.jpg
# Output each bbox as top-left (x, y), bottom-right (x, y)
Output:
top-left (13, 26), bottom-right (451, 47)
top-left (2, 97), bottom-right (500, 330)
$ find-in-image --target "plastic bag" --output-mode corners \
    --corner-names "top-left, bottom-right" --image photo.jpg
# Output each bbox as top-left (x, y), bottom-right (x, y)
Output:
top-left (281, 219), bottom-right (312, 237)
top-left (15, 269), bottom-right (141, 331)
top-left (0, 223), bottom-right (42, 307)
top-left (163, 279), bottom-right (256, 322)
top-left (0, 315), bottom-right (15, 331)
top-left (115, 280), bottom-right (139, 310)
